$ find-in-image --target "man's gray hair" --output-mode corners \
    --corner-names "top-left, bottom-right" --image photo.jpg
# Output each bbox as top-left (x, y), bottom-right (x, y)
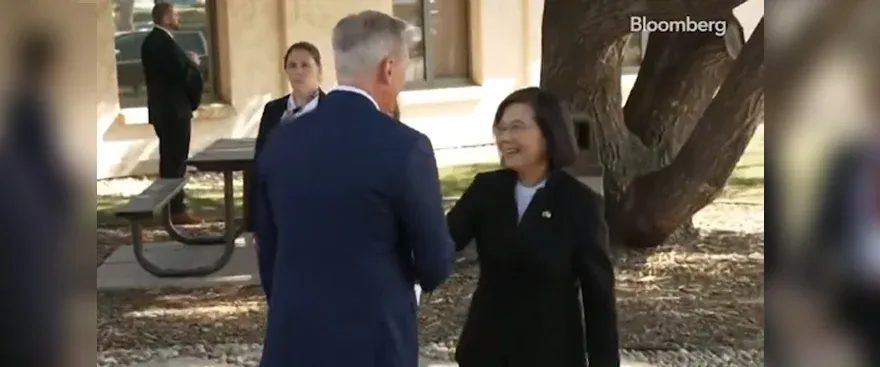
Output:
top-left (331, 10), bottom-right (413, 81)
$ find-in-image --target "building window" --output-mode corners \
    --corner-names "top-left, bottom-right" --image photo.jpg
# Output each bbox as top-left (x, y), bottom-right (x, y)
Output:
top-left (393, 0), bottom-right (471, 88)
top-left (112, 0), bottom-right (220, 108)
top-left (622, 31), bottom-right (648, 73)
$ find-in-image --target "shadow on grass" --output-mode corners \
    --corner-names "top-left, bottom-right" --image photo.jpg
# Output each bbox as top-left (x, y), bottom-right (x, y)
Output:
top-left (727, 176), bottom-right (765, 187)
top-left (733, 163), bottom-right (765, 171)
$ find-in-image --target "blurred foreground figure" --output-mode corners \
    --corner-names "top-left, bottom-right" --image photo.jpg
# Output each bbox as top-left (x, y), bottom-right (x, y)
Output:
top-left (812, 128), bottom-right (880, 366)
top-left (808, 64), bottom-right (880, 366)
top-left (0, 28), bottom-right (69, 366)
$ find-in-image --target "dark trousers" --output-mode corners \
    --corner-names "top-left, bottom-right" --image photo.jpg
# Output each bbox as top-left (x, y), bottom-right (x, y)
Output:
top-left (152, 118), bottom-right (191, 214)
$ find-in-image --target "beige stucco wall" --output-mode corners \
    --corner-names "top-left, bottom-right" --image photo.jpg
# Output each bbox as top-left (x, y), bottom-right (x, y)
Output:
top-left (96, 0), bottom-right (764, 179)
top-left (98, 0), bottom-right (538, 178)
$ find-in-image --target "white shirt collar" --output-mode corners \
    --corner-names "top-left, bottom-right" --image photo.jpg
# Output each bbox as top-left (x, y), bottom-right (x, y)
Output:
top-left (155, 26), bottom-right (174, 38)
top-left (281, 92), bottom-right (321, 123)
top-left (286, 92), bottom-right (320, 113)
top-left (329, 85), bottom-right (379, 110)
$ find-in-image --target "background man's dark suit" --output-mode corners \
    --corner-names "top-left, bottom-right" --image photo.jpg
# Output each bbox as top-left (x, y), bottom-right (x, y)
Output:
top-left (141, 27), bottom-right (203, 214)
top-left (254, 90), bottom-right (453, 367)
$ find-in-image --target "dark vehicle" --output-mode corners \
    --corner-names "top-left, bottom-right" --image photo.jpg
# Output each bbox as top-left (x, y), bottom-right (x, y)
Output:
top-left (115, 29), bottom-right (209, 94)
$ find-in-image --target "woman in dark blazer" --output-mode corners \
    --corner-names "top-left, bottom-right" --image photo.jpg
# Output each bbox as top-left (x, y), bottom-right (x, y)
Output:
top-left (447, 87), bottom-right (620, 367)
top-left (248, 41), bottom-right (325, 235)
top-left (254, 41), bottom-right (326, 156)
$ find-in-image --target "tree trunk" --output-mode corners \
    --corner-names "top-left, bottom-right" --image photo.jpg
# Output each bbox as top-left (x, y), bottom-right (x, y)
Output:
top-left (610, 19), bottom-right (764, 247)
top-left (540, 0), bottom-right (763, 248)
top-left (115, 0), bottom-right (136, 31)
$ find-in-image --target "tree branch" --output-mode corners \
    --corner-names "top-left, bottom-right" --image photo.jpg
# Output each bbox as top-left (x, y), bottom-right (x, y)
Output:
top-left (627, 0), bottom-right (748, 19)
top-left (624, 13), bottom-right (740, 166)
top-left (610, 18), bottom-right (764, 247)
top-left (544, 0), bottom-right (750, 48)
top-left (541, 0), bottom-right (751, 199)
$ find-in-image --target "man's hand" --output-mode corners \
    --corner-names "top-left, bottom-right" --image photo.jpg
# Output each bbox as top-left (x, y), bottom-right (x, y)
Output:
top-left (186, 51), bottom-right (201, 66)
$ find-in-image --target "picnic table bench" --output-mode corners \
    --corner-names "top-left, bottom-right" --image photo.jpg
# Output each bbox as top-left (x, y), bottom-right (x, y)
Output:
top-left (113, 138), bottom-right (255, 277)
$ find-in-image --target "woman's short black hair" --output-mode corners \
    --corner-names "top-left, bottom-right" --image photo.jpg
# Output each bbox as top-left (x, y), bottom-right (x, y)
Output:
top-left (284, 41), bottom-right (322, 67)
top-left (493, 87), bottom-right (579, 169)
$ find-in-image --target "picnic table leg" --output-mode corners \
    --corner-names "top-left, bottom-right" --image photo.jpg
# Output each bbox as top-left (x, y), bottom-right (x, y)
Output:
top-left (131, 171), bottom-right (239, 277)
top-left (160, 180), bottom-right (244, 246)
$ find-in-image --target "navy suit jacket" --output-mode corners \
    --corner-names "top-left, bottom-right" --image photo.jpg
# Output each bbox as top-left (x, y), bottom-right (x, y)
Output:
top-left (246, 91), bottom-right (324, 231)
top-left (254, 90), bottom-right (454, 367)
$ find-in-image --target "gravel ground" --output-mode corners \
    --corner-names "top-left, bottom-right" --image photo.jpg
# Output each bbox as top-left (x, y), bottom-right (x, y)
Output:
top-left (98, 176), bottom-right (765, 366)
top-left (96, 344), bottom-right (764, 367)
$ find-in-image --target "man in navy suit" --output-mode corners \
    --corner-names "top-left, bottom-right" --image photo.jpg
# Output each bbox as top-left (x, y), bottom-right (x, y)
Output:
top-left (254, 10), bottom-right (454, 367)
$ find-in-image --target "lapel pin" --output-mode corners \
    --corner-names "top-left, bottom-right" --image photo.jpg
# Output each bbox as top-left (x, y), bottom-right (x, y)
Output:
top-left (542, 210), bottom-right (552, 219)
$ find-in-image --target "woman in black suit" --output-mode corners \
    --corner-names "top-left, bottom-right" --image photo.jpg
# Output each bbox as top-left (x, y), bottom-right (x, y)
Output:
top-left (254, 41), bottom-right (326, 156)
top-left (249, 42), bottom-right (325, 238)
top-left (447, 87), bottom-right (620, 367)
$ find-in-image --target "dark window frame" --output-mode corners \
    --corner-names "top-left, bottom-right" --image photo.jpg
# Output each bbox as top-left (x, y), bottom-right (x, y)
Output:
top-left (401, 0), bottom-right (474, 91)
top-left (113, 0), bottom-right (224, 107)
top-left (202, 0), bottom-right (223, 103)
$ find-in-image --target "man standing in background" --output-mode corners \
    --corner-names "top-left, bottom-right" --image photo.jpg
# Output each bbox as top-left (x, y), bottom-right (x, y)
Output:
top-left (141, 2), bottom-right (204, 224)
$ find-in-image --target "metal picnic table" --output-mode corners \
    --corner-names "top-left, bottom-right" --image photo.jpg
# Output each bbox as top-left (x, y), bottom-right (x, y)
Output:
top-left (158, 138), bottom-right (256, 276)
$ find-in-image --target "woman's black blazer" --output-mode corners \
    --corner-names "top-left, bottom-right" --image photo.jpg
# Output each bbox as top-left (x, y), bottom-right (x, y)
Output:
top-left (246, 90), bottom-right (324, 231)
top-left (447, 168), bottom-right (620, 367)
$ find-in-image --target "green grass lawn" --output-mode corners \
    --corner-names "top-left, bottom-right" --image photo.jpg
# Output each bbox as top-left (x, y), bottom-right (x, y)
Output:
top-left (720, 124), bottom-right (764, 204)
top-left (97, 163), bottom-right (501, 227)
top-left (98, 129), bottom-right (762, 226)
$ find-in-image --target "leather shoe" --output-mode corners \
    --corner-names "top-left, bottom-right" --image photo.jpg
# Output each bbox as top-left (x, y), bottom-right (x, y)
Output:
top-left (170, 212), bottom-right (203, 225)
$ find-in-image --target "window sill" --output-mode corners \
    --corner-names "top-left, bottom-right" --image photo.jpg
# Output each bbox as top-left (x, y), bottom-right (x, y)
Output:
top-left (116, 103), bottom-right (236, 125)
top-left (400, 84), bottom-right (485, 106)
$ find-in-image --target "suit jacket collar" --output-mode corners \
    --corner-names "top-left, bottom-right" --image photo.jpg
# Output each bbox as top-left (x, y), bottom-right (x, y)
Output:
top-left (322, 88), bottom-right (380, 114)
top-left (153, 26), bottom-right (174, 39)
top-left (327, 86), bottom-right (379, 110)
top-left (285, 88), bottom-right (324, 117)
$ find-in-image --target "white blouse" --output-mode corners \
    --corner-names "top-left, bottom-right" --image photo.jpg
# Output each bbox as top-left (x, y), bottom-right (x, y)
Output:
top-left (514, 179), bottom-right (546, 221)
top-left (280, 92), bottom-right (320, 123)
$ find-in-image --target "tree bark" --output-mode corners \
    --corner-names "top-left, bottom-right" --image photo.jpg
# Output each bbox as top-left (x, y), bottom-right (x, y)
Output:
top-left (623, 15), bottom-right (740, 166)
top-left (541, 0), bottom-right (749, 185)
top-left (609, 19), bottom-right (765, 248)
top-left (541, 0), bottom-right (762, 248)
